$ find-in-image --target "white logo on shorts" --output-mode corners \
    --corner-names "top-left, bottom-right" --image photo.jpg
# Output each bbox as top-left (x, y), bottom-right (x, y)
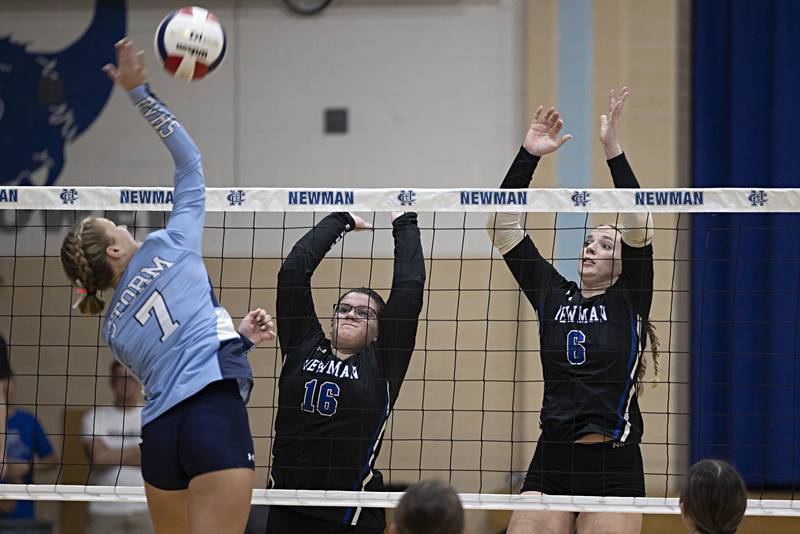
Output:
top-left (248, 453), bottom-right (256, 462)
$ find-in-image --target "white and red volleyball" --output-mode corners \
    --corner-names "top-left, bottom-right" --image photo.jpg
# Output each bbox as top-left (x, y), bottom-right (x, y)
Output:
top-left (154, 6), bottom-right (226, 81)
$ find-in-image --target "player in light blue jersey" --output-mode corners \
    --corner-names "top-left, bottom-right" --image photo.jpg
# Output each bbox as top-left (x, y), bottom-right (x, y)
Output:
top-left (59, 39), bottom-right (274, 534)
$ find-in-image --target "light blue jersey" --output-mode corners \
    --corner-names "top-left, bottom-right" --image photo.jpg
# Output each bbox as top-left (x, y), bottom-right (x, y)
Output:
top-left (101, 85), bottom-right (253, 426)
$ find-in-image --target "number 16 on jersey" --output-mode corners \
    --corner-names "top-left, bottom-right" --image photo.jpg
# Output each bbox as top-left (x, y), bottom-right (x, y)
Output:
top-left (302, 379), bottom-right (340, 416)
top-left (567, 330), bottom-right (586, 365)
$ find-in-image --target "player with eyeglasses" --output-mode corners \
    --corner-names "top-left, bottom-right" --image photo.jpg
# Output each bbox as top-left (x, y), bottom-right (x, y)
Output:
top-left (268, 211), bottom-right (425, 534)
top-left (332, 302), bottom-right (379, 321)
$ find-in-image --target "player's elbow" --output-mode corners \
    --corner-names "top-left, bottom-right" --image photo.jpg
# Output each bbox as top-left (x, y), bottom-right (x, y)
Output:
top-left (175, 153), bottom-right (203, 176)
top-left (619, 213), bottom-right (654, 247)
top-left (486, 212), bottom-right (525, 255)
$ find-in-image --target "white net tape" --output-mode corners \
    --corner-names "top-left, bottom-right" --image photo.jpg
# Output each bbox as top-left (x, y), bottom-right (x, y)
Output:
top-left (1, 486), bottom-right (799, 516)
top-left (0, 186), bottom-right (788, 212)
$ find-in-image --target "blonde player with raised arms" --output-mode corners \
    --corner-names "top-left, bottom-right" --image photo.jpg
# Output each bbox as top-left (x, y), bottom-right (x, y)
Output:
top-left (59, 39), bottom-right (274, 534)
top-left (488, 89), bottom-right (658, 534)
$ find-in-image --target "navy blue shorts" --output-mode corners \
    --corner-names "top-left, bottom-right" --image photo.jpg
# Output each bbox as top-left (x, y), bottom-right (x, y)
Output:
top-left (521, 436), bottom-right (645, 497)
top-left (141, 379), bottom-right (255, 490)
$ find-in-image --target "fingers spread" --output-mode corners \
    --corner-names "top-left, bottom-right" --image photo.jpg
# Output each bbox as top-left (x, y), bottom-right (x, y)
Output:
top-left (541, 107), bottom-right (555, 125)
top-left (118, 39), bottom-right (134, 64)
top-left (546, 110), bottom-right (560, 130)
top-left (551, 118), bottom-right (564, 136)
top-left (557, 134), bottom-right (574, 147)
top-left (532, 105), bottom-right (544, 122)
top-left (102, 64), bottom-right (118, 81)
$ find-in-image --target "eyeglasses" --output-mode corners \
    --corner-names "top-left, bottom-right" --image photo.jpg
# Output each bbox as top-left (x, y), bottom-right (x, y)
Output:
top-left (333, 303), bottom-right (378, 321)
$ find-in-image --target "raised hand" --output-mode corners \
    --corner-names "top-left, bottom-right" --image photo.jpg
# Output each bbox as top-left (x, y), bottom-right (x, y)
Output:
top-left (522, 105), bottom-right (573, 157)
top-left (238, 308), bottom-right (276, 346)
top-left (103, 38), bottom-right (148, 91)
top-left (599, 86), bottom-right (630, 159)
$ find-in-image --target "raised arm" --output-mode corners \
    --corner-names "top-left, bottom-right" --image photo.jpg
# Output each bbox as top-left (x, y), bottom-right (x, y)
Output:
top-left (104, 39), bottom-right (204, 253)
top-left (277, 213), bottom-right (358, 354)
top-left (377, 212), bottom-right (426, 394)
top-left (600, 87), bottom-right (654, 315)
top-left (487, 107), bottom-right (572, 307)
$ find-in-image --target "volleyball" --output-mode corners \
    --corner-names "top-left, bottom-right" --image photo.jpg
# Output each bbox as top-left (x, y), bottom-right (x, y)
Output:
top-left (154, 6), bottom-right (226, 81)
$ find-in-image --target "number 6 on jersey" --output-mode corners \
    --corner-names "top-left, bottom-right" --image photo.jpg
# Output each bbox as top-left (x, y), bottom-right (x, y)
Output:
top-left (566, 329), bottom-right (586, 365)
top-left (135, 291), bottom-right (180, 342)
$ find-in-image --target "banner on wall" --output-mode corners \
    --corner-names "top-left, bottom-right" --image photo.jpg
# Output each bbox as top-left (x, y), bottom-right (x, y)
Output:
top-left (0, 0), bottom-right (126, 186)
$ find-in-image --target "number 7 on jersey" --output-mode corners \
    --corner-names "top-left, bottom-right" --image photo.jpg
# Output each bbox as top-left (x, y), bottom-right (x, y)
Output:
top-left (135, 291), bottom-right (180, 342)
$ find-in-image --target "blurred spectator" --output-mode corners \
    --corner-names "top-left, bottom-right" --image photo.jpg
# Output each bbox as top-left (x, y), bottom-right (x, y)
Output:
top-left (81, 361), bottom-right (151, 534)
top-left (680, 459), bottom-right (747, 534)
top-left (0, 335), bottom-right (59, 519)
top-left (390, 480), bottom-right (465, 534)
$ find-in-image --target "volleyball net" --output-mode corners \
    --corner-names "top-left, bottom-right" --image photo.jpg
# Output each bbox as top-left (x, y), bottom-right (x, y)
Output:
top-left (0, 186), bottom-right (798, 516)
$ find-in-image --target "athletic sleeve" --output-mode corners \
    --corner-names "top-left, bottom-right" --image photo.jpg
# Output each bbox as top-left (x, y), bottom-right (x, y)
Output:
top-left (128, 84), bottom-right (204, 253)
top-left (32, 417), bottom-right (54, 458)
top-left (501, 146), bottom-right (541, 189)
top-left (502, 235), bottom-right (568, 308)
top-left (607, 153), bottom-right (654, 247)
top-left (616, 242), bottom-right (654, 319)
top-left (277, 212), bottom-right (356, 356)
top-left (377, 213), bottom-right (426, 398)
top-left (488, 147), bottom-right (567, 307)
top-left (607, 153), bottom-right (654, 317)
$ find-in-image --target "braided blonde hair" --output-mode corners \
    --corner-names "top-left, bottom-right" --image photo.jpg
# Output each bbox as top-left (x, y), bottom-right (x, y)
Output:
top-left (60, 217), bottom-right (115, 315)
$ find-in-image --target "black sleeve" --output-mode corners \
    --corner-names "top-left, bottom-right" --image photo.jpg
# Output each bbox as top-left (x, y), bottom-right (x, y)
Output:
top-left (277, 212), bottom-right (356, 356)
top-left (502, 236), bottom-right (569, 309)
top-left (607, 152), bottom-right (654, 317)
top-left (616, 243), bottom-right (654, 319)
top-left (607, 152), bottom-right (639, 188)
top-left (496, 147), bottom-right (567, 307)
top-left (377, 213), bottom-right (426, 398)
top-left (500, 147), bottom-right (541, 189)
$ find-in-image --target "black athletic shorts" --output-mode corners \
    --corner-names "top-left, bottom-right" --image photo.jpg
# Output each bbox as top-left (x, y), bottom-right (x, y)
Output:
top-left (141, 379), bottom-right (255, 490)
top-left (521, 435), bottom-right (645, 497)
top-left (265, 506), bottom-right (384, 534)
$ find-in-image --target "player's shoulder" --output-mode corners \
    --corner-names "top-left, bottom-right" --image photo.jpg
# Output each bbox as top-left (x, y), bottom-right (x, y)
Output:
top-left (128, 231), bottom-right (190, 269)
top-left (546, 281), bottom-right (580, 304)
top-left (306, 331), bottom-right (329, 353)
top-left (141, 229), bottom-right (179, 252)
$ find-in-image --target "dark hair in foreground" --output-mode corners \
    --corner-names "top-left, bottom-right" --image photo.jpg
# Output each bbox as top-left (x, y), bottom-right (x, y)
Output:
top-left (394, 480), bottom-right (464, 534)
top-left (680, 459), bottom-right (747, 534)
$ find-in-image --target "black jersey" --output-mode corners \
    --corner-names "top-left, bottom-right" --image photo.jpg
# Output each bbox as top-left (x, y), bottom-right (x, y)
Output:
top-left (503, 237), bottom-right (653, 444)
top-left (499, 149), bottom-right (654, 444)
top-left (272, 212), bottom-right (425, 528)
